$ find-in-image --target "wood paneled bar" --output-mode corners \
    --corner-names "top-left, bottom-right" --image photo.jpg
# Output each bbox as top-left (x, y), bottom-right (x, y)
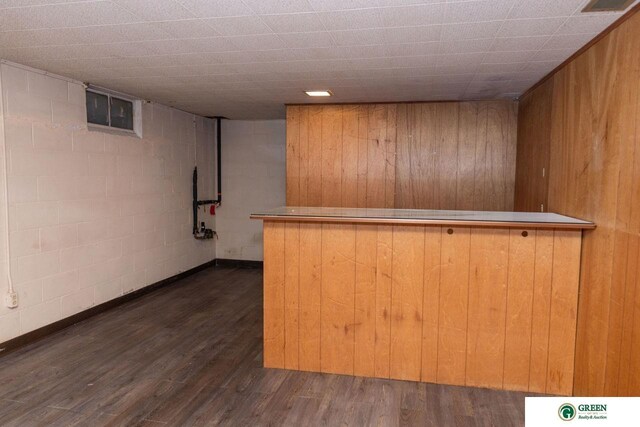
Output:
top-left (252, 207), bottom-right (594, 395)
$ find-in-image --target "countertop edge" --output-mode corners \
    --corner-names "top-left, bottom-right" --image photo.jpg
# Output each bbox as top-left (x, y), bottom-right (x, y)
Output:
top-left (249, 214), bottom-right (596, 230)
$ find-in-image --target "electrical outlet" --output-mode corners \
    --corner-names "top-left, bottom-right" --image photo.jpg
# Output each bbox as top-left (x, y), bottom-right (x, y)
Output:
top-left (5, 292), bottom-right (18, 308)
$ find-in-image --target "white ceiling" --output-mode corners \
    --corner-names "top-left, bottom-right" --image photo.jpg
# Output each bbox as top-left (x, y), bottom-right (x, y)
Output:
top-left (0, 0), bottom-right (636, 119)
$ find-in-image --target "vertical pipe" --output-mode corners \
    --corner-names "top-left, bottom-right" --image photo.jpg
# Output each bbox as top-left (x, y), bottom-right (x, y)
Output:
top-left (216, 117), bottom-right (222, 205)
top-left (192, 167), bottom-right (198, 234)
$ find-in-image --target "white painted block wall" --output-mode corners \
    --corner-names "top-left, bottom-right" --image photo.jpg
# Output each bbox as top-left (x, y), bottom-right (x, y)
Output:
top-left (215, 120), bottom-right (285, 261)
top-left (0, 62), bottom-right (216, 343)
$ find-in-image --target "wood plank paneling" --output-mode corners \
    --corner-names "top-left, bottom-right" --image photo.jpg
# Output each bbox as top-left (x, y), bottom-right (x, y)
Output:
top-left (374, 225), bottom-right (393, 378)
top-left (298, 223), bottom-right (322, 372)
top-left (421, 226), bottom-right (442, 383)
top-left (435, 103), bottom-right (459, 210)
top-left (465, 228), bottom-right (509, 389)
top-left (286, 106), bottom-right (300, 206)
top-left (514, 79), bottom-right (553, 213)
top-left (528, 229), bottom-right (554, 393)
top-left (354, 224), bottom-right (377, 377)
top-left (437, 226), bottom-right (470, 386)
top-left (320, 223), bottom-right (356, 375)
top-left (546, 230), bottom-right (581, 396)
top-left (263, 221), bottom-right (285, 368)
top-left (307, 106), bottom-right (323, 206)
top-left (366, 104), bottom-right (389, 209)
top-left (390, 225), bottom-right (425, 381)
top-left (284, 222), bottom-right (300, 370)
top-left (287, 101), bottom-right (518, 211)
top-left (320, 106), bottom-right (343, 208)
top-left (356, 105), bottom-right (369, 208)
top-left (503, 229), bottom-right (536, 391)
top-left (342, 106), bottom-right (359, 208)
top-left (263, 220), bottom-right (583, 394)
top-left (514, 8), bottom-right (640, 396)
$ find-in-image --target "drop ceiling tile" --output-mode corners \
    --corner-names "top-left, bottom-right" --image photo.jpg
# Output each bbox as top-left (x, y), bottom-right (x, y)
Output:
top-left (491, 36), bottom-right (550, 52)
top-left (543, 32), bottom-right (594, 50)
top-left (439, 38), bottom-right (494, 54)
top-left (205, 16), bottom-right (273, 36)
top-left (306, 0), bottom-right (383, 12)
top-left (176, 0), bottom-right (253, 18)
top-left (260, 12), bottom-right (326, 33)
top-left (508, 0), bottom-right (583, 19)
top-left (557, 14), bottom-right (620, 34)
top-left (0, 1), bottom-right (138, 31)
top-left (520, 59), bottom-right (562, 72)
top-left (278, 32), bottom-right (335, 48)
top-left (184, 37), bottom-right (240, 53)
top-left (384, 25), bottom-right (441, 44)
top-left (483, 51), bottom-right (538, 64)
top-left (226, 33), bottom-right (286, 51)
top-left (436, 53), bottom-right (485, 67)
top-left (0, 0), bottom-right (629, 119)
top-left (531, 48), bottom-right (575, 62)
top-left (154, 19), bottom-right (221, 39)
top-left (477, 61), bottom-right (527, 73)
top-left (242, 0), bottom-right (314, 15)
top-left (441, 21), bottom-right (502, 40)
top-left (497, 17), bottom-right (566, 37)
top-left (317, 8), bottom-right (382, 31)
top-left (378, 4), bottom-right (445, 28)
top-left (111, 0), bottom-right (196, 21)
top-left (331, 28), bottom-right (387, 45)
top-left (384, 42), bottom-right (439, 57)
top-left (0, 0), bottom-right (95, 7)
top-left (444, 0), bottom-right (514, 23)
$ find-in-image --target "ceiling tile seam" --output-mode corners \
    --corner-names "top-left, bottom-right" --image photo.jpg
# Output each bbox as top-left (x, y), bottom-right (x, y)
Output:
top-left (0, 15), bottom-right (621, 36)
top-left (0, 0), bottom-right (106, 11)
top-left (112, 0), bottom-right (197, 21)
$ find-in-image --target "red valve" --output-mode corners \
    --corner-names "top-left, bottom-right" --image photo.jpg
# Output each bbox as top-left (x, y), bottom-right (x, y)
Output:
top-left (210, 205), bottom-right (216, 215)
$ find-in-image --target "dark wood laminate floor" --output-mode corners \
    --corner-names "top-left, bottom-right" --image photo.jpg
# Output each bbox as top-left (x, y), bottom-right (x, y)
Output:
top-left (0, 267), bottom-right (531, 426)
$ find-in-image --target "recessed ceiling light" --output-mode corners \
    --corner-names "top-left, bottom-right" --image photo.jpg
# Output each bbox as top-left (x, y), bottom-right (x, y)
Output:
top-left (305, 90), bottom-right (332, 97)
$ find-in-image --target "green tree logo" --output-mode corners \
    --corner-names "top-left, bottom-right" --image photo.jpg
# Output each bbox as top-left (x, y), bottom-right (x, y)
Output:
top-left (558, 403), bottom-right (576, 421)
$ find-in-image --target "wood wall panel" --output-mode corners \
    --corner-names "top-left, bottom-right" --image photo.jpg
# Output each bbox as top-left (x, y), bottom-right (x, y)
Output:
top-left (513, 79), bottom-right (553, 213)
top-left (263, 221), bottom-right (285, 368)
top-left (320, 223), bottom-right (356, 375)
top-left (283, 222), bottom-right (300, 370)
top-left (374, 225), bottom-right (393, 378)
top-left (528, 230), bottom-right (554, 393)
top-left (503, 229), bottom-right (537, 391)
top-left (465, 228), bottom-right (509, 389)
top-left (390, 225), bottom-right (425, 381)
top-left (514, 8), bottom-right (640, 396)
top-left (263, 220), bottom-right (583, 395)
top-left (354, 224), bottom-right (377, 377)
top-left (421, 226), bottom-right (442, 383)
top-left (298, 223), bottom-right (321, 372)
top-left (287, 101), bottom-right (518, 211)
top-left (437, 226), bottom-right (470, 386)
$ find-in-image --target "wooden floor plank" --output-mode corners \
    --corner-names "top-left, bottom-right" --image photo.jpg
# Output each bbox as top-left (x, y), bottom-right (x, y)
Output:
top-left (0, 266), bottom-right (531, 426)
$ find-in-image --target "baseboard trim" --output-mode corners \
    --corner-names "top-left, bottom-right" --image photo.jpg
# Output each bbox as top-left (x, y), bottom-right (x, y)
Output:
top-left (214, 258), bottom-right (263, 269)
top-left (0, 259), bottom-right (217, 358)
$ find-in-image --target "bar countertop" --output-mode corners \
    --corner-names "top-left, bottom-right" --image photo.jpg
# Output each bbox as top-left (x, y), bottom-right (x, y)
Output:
top-left (250, 206), bottom-right (595, 230)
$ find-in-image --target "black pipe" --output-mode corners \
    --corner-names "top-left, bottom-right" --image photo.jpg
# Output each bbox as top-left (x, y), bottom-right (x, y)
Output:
top-left (216, 117), bottom-right (222, 205)
top-left (192, 167), bottom-right (199, 235)
top-left (192, 117), bottom-right (223, 237)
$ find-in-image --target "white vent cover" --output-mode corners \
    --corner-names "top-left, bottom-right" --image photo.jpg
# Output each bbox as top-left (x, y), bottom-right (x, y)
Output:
top-left (582, 0), bottom-right (635, 12)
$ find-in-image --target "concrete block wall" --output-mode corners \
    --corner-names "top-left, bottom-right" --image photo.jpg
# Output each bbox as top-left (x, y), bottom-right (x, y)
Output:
top-left (215, 120), bottom-right (285, 261)
top-left (0, 62), bottom-right (216, 343)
